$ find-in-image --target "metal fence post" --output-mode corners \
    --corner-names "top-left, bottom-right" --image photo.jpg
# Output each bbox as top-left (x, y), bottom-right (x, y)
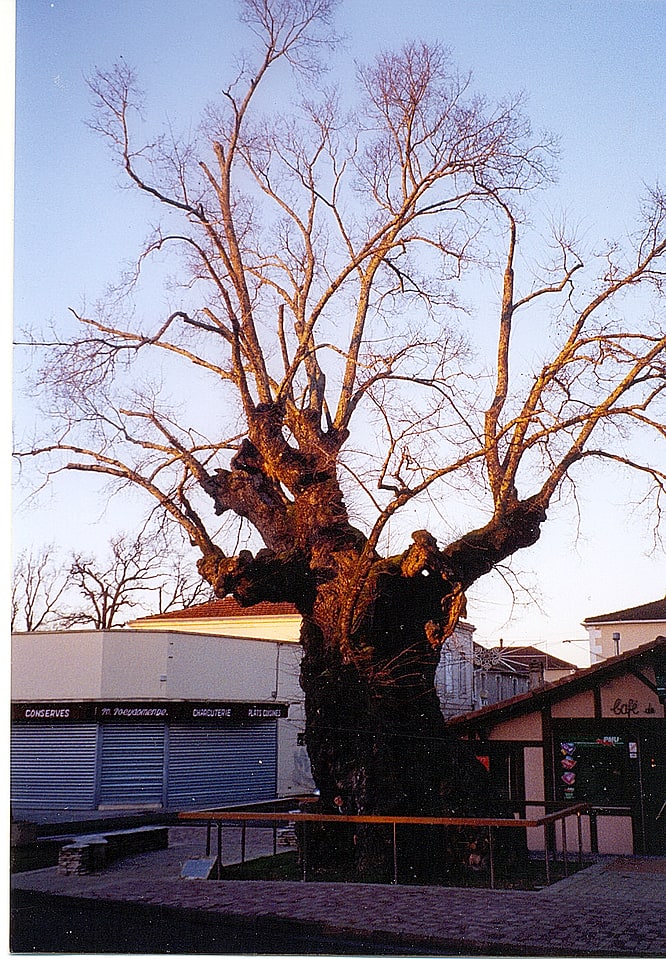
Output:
top-left (177, 804), bottom-right (587, 892)
top-left (301, 821), bottom-right (308, 882)
top-left (577, 811), bottom-right (583, 866)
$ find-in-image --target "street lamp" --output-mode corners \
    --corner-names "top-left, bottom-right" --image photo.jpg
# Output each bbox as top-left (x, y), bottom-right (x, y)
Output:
top-left (612, 632), bottom-right (621, 657)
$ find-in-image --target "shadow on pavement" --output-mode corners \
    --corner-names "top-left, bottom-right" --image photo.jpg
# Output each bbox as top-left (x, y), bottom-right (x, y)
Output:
top-left (11, 888), bottom-right (469, 956)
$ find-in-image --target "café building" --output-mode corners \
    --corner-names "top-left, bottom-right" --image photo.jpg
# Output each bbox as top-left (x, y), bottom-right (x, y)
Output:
top-left (449, 638), bottom-right (666, 856)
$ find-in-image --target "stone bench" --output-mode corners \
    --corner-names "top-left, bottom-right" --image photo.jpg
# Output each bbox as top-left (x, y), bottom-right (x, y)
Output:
top-left (56, 826), bottom-right (169, 876)
top-left (58, 837), bottom-right (108, 876)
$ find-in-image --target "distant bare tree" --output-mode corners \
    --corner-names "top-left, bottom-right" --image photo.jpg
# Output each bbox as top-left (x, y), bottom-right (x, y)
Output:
top-left (11, 547), bottom-right (67, 632)
top-left (59, 527), bottom-right (213, 629)
top-left (12, 527), bottom-right (212, 631)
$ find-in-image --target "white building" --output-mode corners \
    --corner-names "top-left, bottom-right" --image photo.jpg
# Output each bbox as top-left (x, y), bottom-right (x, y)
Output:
top-left (11, 617), bottom-right (314, 814)
top-left (583, 595), bottom-right (666, 663)
top-left (11, 597), bottom-right (503, 812)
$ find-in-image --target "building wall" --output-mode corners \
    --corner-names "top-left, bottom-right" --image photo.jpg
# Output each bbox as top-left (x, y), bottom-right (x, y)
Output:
top-left (12, 631), bottom-right (106, 699)
top-left (523, 746), bottom-right (544, 802)
top-left (101, 632), bottom-right (172, 699)
top-left (523, 745), bottom-right (546, 851)
top-left (600, 669), bottom-right (664, 720)
top-left (544, 667), bottom-right (576, 683)
top-left (11, 629), bottom-right (314, 804)
top-left (161, 633), bottom-right (284, 701)
top-left (551, 690), bottom-right (595, 719)
top-left (435, 623), bottom-right (476, 718)
top-left (274, 644), bottom-right (312, 797)
top-left (131, 613), bottom-right (302, 642)
top-left (474, 669), bottom-right (529, 709)
top-left (596, 816), bottom-right (634, 855)
top-left (586, 621), bottom-right (665, 662)
top-left (12, 629), bottom-right (304, 704)
top-left (486, 712), bottom-right (542, 742)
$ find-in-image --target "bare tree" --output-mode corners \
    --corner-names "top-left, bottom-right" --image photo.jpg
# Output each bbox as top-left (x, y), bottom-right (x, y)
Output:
top-left (12, 528), bottom-right (212, 631)
top-left (16, 0), bottom-right (666, 879)
top-left (60, 528), bottom-right (213, 629)
top-left (11, 547), bottom-right (68, 632)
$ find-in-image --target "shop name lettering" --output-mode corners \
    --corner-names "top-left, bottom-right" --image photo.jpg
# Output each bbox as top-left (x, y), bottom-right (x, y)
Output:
top-left (611, 698), bottom-right (640, 716)
top-left (192, 707), bottom-right (283, 718)
top-left (23, 707), bottom-right (70, 719)
top-left (17, 702), bottom-right (286, 721)
top-left (101, 707), bottom-right (168, 717)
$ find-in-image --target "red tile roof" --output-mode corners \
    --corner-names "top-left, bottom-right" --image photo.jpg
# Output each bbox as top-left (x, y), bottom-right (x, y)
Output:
top-left (133, 598), bottom-right (300, 623)
top-left (583, 596), bottom-right (666, 625)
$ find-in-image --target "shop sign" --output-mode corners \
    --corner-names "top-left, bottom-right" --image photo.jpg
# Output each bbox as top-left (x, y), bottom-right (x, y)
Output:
top-left (607, 695), bottom-right (661, 716)
top-left (610, 698), bottom-right (640, 716)
top-left (186, 703), bottom-right (289, 721)
top-left (12, 700), bottom-right (289, 723)
top-left (100, 705), bottom-right (169, 719)
top-left (13, 703), bottom-right (91, 722)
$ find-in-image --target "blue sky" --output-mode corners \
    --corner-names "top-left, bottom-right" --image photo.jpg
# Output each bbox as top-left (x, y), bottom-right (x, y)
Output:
top-left (11, 0), bottom-right (666, 663)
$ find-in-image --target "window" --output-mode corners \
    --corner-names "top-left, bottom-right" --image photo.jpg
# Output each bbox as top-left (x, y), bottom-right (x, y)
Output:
top-left (458, 657), bottom-right (467, 693)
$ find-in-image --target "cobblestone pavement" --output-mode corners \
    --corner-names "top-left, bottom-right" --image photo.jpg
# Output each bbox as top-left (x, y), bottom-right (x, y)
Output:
top-left (11, 827), bottom-right (666, 957)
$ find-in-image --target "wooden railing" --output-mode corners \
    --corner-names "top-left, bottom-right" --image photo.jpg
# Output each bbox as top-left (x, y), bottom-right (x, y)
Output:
top-left (179, 803), bottom-right (591, 887)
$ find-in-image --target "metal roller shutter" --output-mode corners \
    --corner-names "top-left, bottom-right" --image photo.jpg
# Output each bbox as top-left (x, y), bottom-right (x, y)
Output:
top-left (11, 724), bottom-right (98, 811)
top-left (99, 724), bottom-right (165, 807)
top-left (168, 721), bottom-right (277, 808)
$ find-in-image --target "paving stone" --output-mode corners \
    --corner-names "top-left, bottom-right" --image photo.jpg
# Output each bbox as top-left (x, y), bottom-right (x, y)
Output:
top-left (11, 829), bottom-right (666, 956)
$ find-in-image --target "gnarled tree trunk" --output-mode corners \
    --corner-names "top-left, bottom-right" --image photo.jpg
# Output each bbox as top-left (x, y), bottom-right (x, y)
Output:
top-left (194, 421), bottom-right (553, 881)
top-left (299, 610), bottom-right (493, 882)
